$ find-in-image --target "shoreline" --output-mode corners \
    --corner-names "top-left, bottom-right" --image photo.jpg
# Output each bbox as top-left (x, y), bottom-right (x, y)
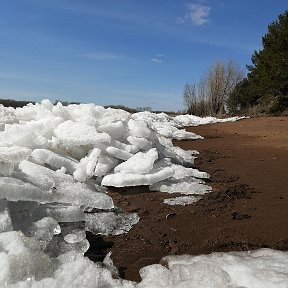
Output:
top-left (86, 116), bottom-right (288, 282)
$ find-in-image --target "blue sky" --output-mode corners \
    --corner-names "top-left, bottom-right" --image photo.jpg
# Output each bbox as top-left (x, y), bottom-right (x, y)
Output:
top-left (0, 0), bottom-right (287, 111)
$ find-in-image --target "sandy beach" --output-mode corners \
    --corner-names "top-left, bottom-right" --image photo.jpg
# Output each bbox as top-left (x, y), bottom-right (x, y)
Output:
top-left (85, 117), bottom-right (288, 282)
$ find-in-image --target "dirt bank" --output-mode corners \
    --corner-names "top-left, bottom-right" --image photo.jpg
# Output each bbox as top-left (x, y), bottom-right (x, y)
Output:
top-left (86, 117), bottom-right (288, 282)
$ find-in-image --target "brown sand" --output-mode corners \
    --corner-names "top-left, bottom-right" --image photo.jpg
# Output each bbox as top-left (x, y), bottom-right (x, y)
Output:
top-left (85, 116), bottom-right (288, 282)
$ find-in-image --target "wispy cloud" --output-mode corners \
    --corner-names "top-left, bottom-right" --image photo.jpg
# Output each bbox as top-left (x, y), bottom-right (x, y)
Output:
top-left (151, 58), bottom-right (163, 63)
top-left (150, 54), bottom-right (164, 63)
top-left (177, 3), bottom-right (211, 26)
top-left (81, 52), bottom-right (123, 61)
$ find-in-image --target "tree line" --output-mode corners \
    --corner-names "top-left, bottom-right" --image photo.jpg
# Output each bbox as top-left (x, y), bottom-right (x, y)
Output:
top-left (183, 10), bottom-right (288, 116)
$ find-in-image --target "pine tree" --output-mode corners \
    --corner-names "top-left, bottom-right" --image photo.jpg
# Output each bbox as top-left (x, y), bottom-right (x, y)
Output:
top-left (236, 11), bottom-right (288, 112)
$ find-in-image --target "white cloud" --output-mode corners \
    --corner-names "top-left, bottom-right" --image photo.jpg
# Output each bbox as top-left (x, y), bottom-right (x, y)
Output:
top-left (177, 3), bottom-right (211, 26)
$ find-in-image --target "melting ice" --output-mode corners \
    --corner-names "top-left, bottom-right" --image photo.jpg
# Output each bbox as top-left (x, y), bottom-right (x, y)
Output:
top-left (0, 101), bottom-right (285, 287)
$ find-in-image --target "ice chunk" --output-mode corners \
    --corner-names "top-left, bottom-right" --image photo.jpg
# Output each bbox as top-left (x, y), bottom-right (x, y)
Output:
top-left (102, 167), bottom-right (174, 187)
top-left (98, 121), bottom-right (127, 140)
top-left (0, 161), bottom-right (14, 176)
top-left (6, 201), bottom-right (39, 234)
top-left (111, 139), bottom-right (138, 154)
top-left (0, 177), bottom-right (52, 202)
top-left (94, 153), bottom-right (119, 176)
top-left (170, 164), bottom-right (209, 179)
top-left (127, 136), bottom-right (152, 151)
top-left (64, 230), bottom-right (86, 244)
top-left (128, 119), bottom-right (151, 138)
top-left (0, 121), bottom-right (47, 147)
top-left (114, 148), bottom-right (158, 174)
top-left (0, 146), bottom-right (31, 162)
top-left (32, 204), bottom-right (85, 223)
top-left (52, 102), bottom-right (72, 120)
top-left (98, 107), bottom-right (131, 125)
top-left (73, 148), bottom-right (101, 181)
top-left (54, 120), bottom-right (111, 145)
top-left (15, 250), bottom-right (135, 288)
top-left (0, 105), bottom-right (17, 124)
top-left (174, 114), bottom-right (245, 127)
top-left (53, 182), bottom-right (114, 209)
top-left (0, 199), bottom-right (13, 232)
top-left (86, 148), bottom-right (101, 177)
top-left (150, 177), bottom-right (212, 195)
top-left (106, 146), bottom-right (133, 161)
top-left (164, 196), bottom-right (202, 206)
top-left (41, 99), bottom-right (54, 111)
top-left (156, 136), bottom-right (195, 164)
top-left (85, 210), bottom-right (140, 235)
top-left (0, 231), bottom-right (53, 284)
top-left (28, 217), bottom-right (61, 248)
top-left (19, 160), bottom-right (72, 186)
top-left (171, 129), bottom-right (202, 140)
top-left (45, 224), bottom-right (90, 256)
top-left (31, 149), bottom-right (78, 174)
top-left (73, 156), bottom-right (89, 182)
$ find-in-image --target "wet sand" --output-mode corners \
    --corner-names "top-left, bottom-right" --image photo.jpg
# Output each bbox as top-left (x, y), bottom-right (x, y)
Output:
top-left (86, 116), bottom-right (288, 282)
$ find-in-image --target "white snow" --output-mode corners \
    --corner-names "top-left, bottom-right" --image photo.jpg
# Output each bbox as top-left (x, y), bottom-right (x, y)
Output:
top-left (0, 100), bottom-right (285, 287)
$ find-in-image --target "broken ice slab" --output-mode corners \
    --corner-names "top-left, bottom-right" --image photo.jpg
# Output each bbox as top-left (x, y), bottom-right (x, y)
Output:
top-left (170, 164), bottom-right (209, 179)
top-left (0, 177), bottom-right (53, 203)
top-left (0, 175), bottom-right (114, 210)
top-left (164, 196), bottom-right (202, 206)
top-left (149, 177), bottom-right (212, 195)
top-left (85, 210), bottom-right (140, 235)
top-left (19, 159), bottom-right (72, 186)
top-left (53, 182), bottom-right (114, 210)
top-left (101, 167), bottom-right (174, 187)
top-left (31, 148), bottom-right (78, 174)
top-left (114, 148), bottom-right (158, 174)
top-left (32, 203), bottom-right (85, 223)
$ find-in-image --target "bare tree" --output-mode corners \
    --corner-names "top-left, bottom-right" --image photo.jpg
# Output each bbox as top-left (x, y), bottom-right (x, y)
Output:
top-left (183, 61), bottom-right (244, 116)
top-left (207, 61), bottom-right (244, 114)
top-left (183, 82), bottom-right (197, 114)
